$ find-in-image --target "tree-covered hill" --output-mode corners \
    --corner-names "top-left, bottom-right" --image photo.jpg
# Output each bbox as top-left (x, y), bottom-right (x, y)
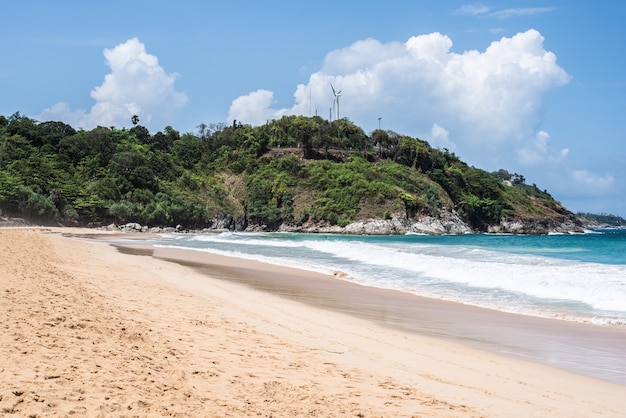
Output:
top-left (0, 112), bottom-right (580, 234)
top-left (576, 212), bottom-right (625, 228)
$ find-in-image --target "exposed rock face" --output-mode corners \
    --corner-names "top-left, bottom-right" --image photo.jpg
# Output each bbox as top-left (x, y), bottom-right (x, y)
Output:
top-left (94, 211), bottom-right (583, 236)
top-left (202, 215), bottom-right (247, 232)
top-left (272, 208), bottom-right (584, 235)
top-left (341, 212), bottom-right (472, 235)
top-left (275, 208), bottom-right (472, 235)
top-left (98, 223), bottom-right (178, 234)
top-left (487, 216), bottom-right (584, 234)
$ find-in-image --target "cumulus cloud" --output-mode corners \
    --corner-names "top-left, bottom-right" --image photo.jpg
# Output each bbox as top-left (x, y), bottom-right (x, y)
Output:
top-left (37, 38), bottom-right (187, 130)
top-left (227, 89), bottom-right (282, 126)
top-left (427, 123), bottom-right (455, 152)
top-left (516, 131), bottom-right (569, 165)
top-left (36, 102), bottom-right (86, 126)
top-left (228, 29), bottom-right (570, 168)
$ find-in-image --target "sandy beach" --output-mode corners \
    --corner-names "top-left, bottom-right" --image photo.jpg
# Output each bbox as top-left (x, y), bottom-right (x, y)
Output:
top-left (1, 228), bottom-right (625, 417)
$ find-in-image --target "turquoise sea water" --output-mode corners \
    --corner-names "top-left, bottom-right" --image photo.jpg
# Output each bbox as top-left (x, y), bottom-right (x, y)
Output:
top-left (144, 228), bottom-right (626, 326)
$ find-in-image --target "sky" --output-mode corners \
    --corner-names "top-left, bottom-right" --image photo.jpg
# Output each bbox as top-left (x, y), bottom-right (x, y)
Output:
top-left (1, 1), bottom-right (625, 218)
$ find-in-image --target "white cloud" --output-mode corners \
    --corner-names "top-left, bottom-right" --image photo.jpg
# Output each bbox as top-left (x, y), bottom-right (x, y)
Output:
top-left (456, 4), bottom-right (491, 16)
top-left (37, 38), bottom-right (187, 130)
top-left (36, 102), bottom-right (87, 126)
top-left (227, 89), bottom-right (283, 126)
top-left (516, 130), bottom-right (569, 165)
top-left (427, 123), bottom-right (455, 151)
top-left (457, 5), bottom-right (555, 19)
top-left (228, 29), bottom-right (570, 169)
top-left (488, 8), bottom-right (556, 19)
top-left (570, 170), bottom-right (615, 196)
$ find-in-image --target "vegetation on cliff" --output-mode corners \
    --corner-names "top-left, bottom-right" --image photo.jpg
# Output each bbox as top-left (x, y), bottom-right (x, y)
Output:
top-left (0, 112), bottom-right (577, 233)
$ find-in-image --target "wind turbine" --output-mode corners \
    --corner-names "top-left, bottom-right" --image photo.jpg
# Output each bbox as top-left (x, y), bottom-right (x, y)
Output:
top-left (330, 83), bottom-right (342, 121)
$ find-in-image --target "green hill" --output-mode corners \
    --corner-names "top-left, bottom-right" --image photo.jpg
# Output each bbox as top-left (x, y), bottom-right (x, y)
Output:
top-left (0, 112), bottom-right (581, 234)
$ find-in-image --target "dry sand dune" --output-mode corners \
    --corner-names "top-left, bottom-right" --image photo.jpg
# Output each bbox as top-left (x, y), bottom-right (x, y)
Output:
top-left (1, 228), bottom-right (624, 417)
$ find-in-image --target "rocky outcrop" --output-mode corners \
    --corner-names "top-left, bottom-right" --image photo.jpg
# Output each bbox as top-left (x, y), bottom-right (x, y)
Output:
top-left (203, 214), bottom-right (248, 232)
top-left (275, 208), bottom-right (472, 235)
top-left (99, 222), bottom-right (182, 234)
top-left (272, 207), bottom-right (586, 235)
top-left (97, 214), bottom-right (248, 234)
top-left (341, 212), bottom-right (472, 235)
top-left (487, 216), bottom-right (584, 234)
top-left (94, 211), bottom-right (583, 236)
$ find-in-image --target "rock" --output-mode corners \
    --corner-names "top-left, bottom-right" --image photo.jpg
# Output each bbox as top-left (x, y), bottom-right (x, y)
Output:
top-left (488, 216), bottom-right (584, 234)
top-left (121, 222), bottom-right (143, 232)
top-left (201, 214), bottom-right (247, 232)
top-left (277, 208), bottom-right (473, 235)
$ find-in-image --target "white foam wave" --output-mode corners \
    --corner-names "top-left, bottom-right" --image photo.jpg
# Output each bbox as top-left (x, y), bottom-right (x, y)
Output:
top-left (301, 240), bottom-right (626, 314)
top-left (188, 233), bottom-right (304, 248)
top-left (151, 233), bottom-right (626, 324)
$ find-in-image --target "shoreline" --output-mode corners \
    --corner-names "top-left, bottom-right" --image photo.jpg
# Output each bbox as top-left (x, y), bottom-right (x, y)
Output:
top-left (115, 241), bottom-right (626, 386)
top-left (2, 227), bottom-right (626, 416)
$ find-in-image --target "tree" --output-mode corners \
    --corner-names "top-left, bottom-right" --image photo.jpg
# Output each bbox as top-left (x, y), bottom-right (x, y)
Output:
top-left (36, 121), bottom-right (76, 148)
top-left (371, 129), bottom-right (389, 156)
top-left (293, 116), bottom-right (317, 157)
top-left (131, 115), bottom-right (139, 126)
top-left (17, 185), bottom-right (59, 223)
top-left (172, 133), bottom-right (202, 169)
top-left (6, 112), bottom-right (38, 144)
top-left (197, 123), bottom-right (208, 139)
top-left (512, 173), bottom-right (526, 185)
top-left (109, 148), bottom-right (157, 192)
top-left (330, 118), bottom-right (366, 151)
top-left (58, 127), bottom-right (120, 165)
top-left (129, 125), bottom-right (151, 144)
top-left (494, 169), bottom-right (511, 181)
top-left (379, 130), bottom-right (400, 158)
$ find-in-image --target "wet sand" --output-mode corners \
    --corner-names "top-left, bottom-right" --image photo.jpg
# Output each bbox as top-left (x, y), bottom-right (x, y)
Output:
top-left (124, 243), bottom-right (626, 386)
top-left (2, 227), bottom-right (625, 417)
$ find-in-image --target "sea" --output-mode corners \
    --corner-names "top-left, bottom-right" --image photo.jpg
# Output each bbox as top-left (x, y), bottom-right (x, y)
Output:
top-left (143, 228), bottom-right (626, 327)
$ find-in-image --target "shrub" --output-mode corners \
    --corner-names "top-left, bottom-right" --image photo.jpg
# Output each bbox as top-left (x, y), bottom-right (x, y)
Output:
top-left (17, 186), bottom-right (59, 222)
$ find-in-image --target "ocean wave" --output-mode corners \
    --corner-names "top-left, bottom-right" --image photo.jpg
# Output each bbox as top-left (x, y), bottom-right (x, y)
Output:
top-left (149, 232), bottom-right (626, 325)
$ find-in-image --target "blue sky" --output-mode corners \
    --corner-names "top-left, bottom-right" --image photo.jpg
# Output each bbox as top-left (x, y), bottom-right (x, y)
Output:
top-left (1, 1), bottom-right (625, 217)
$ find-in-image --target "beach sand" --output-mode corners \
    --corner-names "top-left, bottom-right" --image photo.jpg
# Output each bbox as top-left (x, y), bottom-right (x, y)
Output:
top-left (1, 228), bottom-right (625, 417)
